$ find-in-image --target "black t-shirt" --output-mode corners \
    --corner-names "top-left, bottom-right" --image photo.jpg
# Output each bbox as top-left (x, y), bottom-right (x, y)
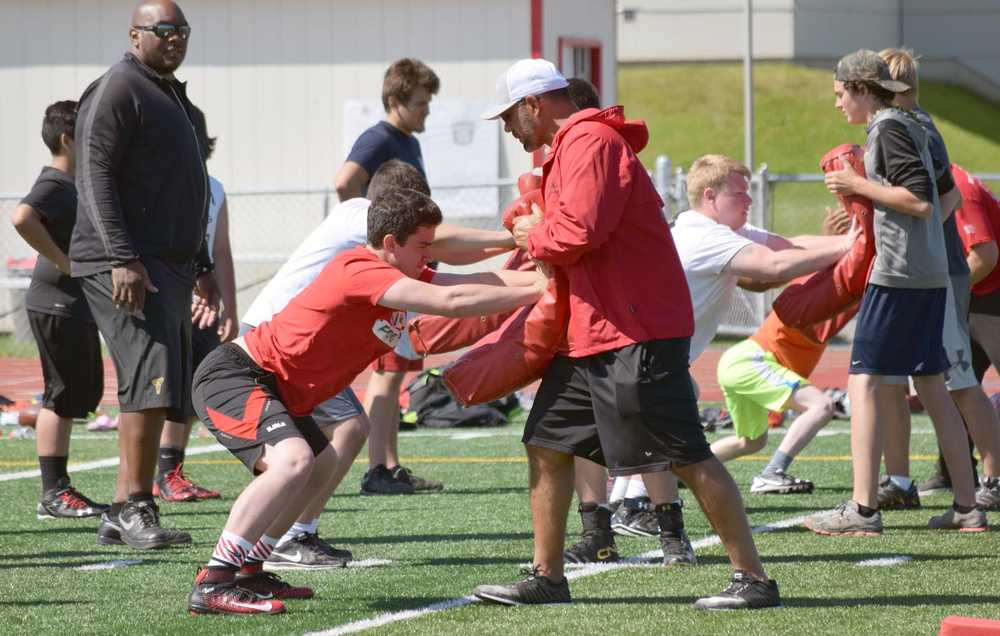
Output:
top-left (873, 118), bottom-right (933, 203)
top-left (21, 167), bottom-right (92, 321)
top-left (345, 121), bottom-right (425, 196)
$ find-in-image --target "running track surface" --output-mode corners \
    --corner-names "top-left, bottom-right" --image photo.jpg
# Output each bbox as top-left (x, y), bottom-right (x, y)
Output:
top-left (2, 345), bottom-right (999, 408)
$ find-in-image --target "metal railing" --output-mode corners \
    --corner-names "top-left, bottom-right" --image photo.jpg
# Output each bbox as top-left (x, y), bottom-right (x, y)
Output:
top-left (4, 164), bottom-right (999, 345)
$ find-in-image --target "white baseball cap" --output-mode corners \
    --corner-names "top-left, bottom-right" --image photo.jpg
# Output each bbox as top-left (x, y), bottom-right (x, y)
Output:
top-left (481, 58), bottom-right (569, 120)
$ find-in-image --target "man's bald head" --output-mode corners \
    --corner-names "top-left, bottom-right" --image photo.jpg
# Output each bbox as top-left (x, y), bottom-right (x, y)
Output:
top-left (132, 0), bottom-right (183, 25)
top-left (129, 0), bottom-right (190, 75)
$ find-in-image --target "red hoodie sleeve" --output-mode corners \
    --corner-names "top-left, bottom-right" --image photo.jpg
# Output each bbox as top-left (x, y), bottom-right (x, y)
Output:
top-left (526, 132), bottom-right (632, 266)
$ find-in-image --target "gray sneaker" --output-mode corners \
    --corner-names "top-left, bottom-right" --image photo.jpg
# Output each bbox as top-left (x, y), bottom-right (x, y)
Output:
top-left (928, 506), bottom-right (987, 532)
top-left (265, 532), bottom-right (352, 570)
top-left (473, 567), bottom-right (571, 606)
top-left (804, 501), bottom-right (882, 536)
top-left (750, 470), bottom-right (814, 495)
top-left (976, 477), bottom-right (1000, 511)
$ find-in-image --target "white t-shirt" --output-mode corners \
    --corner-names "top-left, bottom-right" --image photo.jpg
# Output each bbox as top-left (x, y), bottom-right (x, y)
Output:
top-left (242, 197), bottom-right (370, 327)
top-left (205, 176), bottom-right (225, 258)
top-left (671, 210), bottom-right (772, 362)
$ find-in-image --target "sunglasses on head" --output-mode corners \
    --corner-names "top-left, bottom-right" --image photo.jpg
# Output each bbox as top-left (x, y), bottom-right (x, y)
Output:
top-left (132, 23), bottom-right (191, 40)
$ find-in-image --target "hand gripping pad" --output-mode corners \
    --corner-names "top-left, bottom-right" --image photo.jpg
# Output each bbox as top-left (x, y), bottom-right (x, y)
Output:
top-left (772, 143), bottom-right (875, 333)
top-left (407, 173), bottom-right (546, 356)
top-left (443, 269), bottom-right (570, 405)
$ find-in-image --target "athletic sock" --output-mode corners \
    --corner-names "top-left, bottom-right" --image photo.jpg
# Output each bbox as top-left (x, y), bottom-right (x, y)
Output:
top-left (888, 474), bottom-right (913, 490)
top-left (953, 502), bottom-right (976, 514)
top-left (624, 477), bottom-right (649, 499)
top-left (157, 446), bottom-right (185, 477)
top-left (244, 534), bottom-right (279, 565)
top-left (278, 518), bottom-right (319, 546)
top-left (209, 530), bottom-right (253, 569)
top-left (38, 455), bottom-right (69, 493)
top-left (609, 476), bottom-right (630, 503)
top-left (763, 450), bottom-right (793, 476)
top-left (856, 503), bottom-right (878, 518)
top-left (108, 501), bottom-right (124, 519)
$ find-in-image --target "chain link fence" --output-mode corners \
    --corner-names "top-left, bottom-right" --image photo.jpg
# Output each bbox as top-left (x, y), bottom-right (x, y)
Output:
top-left (0, 181), bottom-right (518, 356)
top-left (5, 166), bottom-right (999, 355)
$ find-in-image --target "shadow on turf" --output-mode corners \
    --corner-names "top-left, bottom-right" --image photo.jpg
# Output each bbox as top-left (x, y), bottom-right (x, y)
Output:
top-left (0, 600), bottom-right (89, 608)
top-left (784, 593), bottom-right (999, 608)
top-left (0, 551), bottom-right (169, 570)
top-left (336, 531), bottom-right (535, 545)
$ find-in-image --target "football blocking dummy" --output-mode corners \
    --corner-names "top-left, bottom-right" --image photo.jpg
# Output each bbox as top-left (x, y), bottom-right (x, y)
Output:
top-left (439, 177), bottom-right (568, 405)
top-left (773, 143), bottom-right (875, 335)
top-left (407, 177), bottom-right (545, 356)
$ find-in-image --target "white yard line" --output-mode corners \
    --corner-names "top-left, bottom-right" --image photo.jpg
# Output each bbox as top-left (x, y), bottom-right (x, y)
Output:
top-left (303, 515), bottom-right (808, 636)
top-left (0, 443), bottom-right (225, 482)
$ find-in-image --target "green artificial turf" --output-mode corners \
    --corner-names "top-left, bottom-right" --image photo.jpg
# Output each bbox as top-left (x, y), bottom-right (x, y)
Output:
top-left (1, 414), bottom-right (998, 635)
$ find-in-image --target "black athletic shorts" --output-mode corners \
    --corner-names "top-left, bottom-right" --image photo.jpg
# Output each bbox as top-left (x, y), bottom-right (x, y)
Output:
top-left (523, 337), bottom-right (712, 476)
top-left (79, 257), bottom-right (194, 422)
top-left (192, 343), bottom-right (329, 472)
top-left (26, 310), bottom-right (103, 418)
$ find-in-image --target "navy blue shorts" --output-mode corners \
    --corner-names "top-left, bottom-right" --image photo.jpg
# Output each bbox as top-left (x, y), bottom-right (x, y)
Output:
top-left (849, 284), bottom-right (948, 376)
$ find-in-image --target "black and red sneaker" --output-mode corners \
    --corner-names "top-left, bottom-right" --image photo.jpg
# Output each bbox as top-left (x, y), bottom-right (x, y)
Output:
top-left (37, 479), bottom-right (109, 519)
top-left (188, 567), bottom-right (286, 615)
top-left (236, 562), bottom-right (314, 599)
top-left (154, 465), bottom-right (199, 502)
top-left (188, 477), bottom-right (221, 500)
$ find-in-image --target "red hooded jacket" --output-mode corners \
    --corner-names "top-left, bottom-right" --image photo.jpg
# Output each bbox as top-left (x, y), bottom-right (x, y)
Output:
top-left (526, 106), bottom-right (694, 357)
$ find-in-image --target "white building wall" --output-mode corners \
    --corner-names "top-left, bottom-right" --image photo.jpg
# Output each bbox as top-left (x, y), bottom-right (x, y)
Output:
top-left (544, 0), bottom-right (618, 105)
top-left (0, 0), bottom-right (550, 195)
top-left (617, 0), bottom-right (795, 62)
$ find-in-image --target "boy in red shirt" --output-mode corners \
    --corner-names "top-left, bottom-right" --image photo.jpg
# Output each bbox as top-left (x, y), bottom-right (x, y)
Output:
top-left (186, 188), bottom-right (547, 616)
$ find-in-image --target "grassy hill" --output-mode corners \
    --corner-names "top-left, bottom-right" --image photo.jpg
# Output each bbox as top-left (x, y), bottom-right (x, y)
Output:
top-left (619, 62), bottom-right (1000, 235)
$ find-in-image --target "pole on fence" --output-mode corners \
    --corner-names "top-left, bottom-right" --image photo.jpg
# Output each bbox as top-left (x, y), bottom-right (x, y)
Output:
top-left (754, 163), bottom-right (771, 321)
top-left (655, 155), bottom-right (672, 218)
top-left (743, 0), bottom-right (755, 170)
top-left (673, 166), bottom-right (688, 217)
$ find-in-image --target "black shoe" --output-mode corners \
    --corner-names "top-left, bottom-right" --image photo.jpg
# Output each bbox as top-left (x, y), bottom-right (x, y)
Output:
top-left (391, 465), bottom-right (444, 492)
top-left (473, 567), bottom-right (571, 605)
top-left (96, 510), bottom-right (124, 546)
top-left (265, 532), bottom-right (351, 570)
top-left (693, 571), bottom-right (782, 610)
top-left (655, 502), bottom-right (696, 566)
top-left (361, 464), bottom-right (415, 495)
top-left (877, 475), bottom-right (921, 510)
top-left (37, 478), bottom-right (109, 519)
top-left (564, 503), bottom-right (619, 564)
top-left (118, 498), bottom-right (192, 549)
top-left (611, 496), bottom-right (660, 537)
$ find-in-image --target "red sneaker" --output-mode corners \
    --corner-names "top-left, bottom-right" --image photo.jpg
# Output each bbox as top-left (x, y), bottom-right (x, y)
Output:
top-left (153, 465), bottom-right (198, 502)
top-left (237, 563), bottom-right (314, 599)
top-left (188, 567), bottom-right (286, 615)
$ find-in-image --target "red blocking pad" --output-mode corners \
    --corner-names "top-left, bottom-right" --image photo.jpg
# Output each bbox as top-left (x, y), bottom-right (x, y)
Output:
top-left (938, 615), bottom-right (1000, 636)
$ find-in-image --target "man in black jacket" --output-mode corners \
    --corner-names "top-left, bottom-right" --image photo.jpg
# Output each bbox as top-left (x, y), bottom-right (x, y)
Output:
top-left (71, 0), bottom-right (219, 550)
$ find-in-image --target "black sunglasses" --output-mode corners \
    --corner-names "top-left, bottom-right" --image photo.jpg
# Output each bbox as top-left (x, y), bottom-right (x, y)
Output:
top-left (133, 23), bottom-right (191, 40)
